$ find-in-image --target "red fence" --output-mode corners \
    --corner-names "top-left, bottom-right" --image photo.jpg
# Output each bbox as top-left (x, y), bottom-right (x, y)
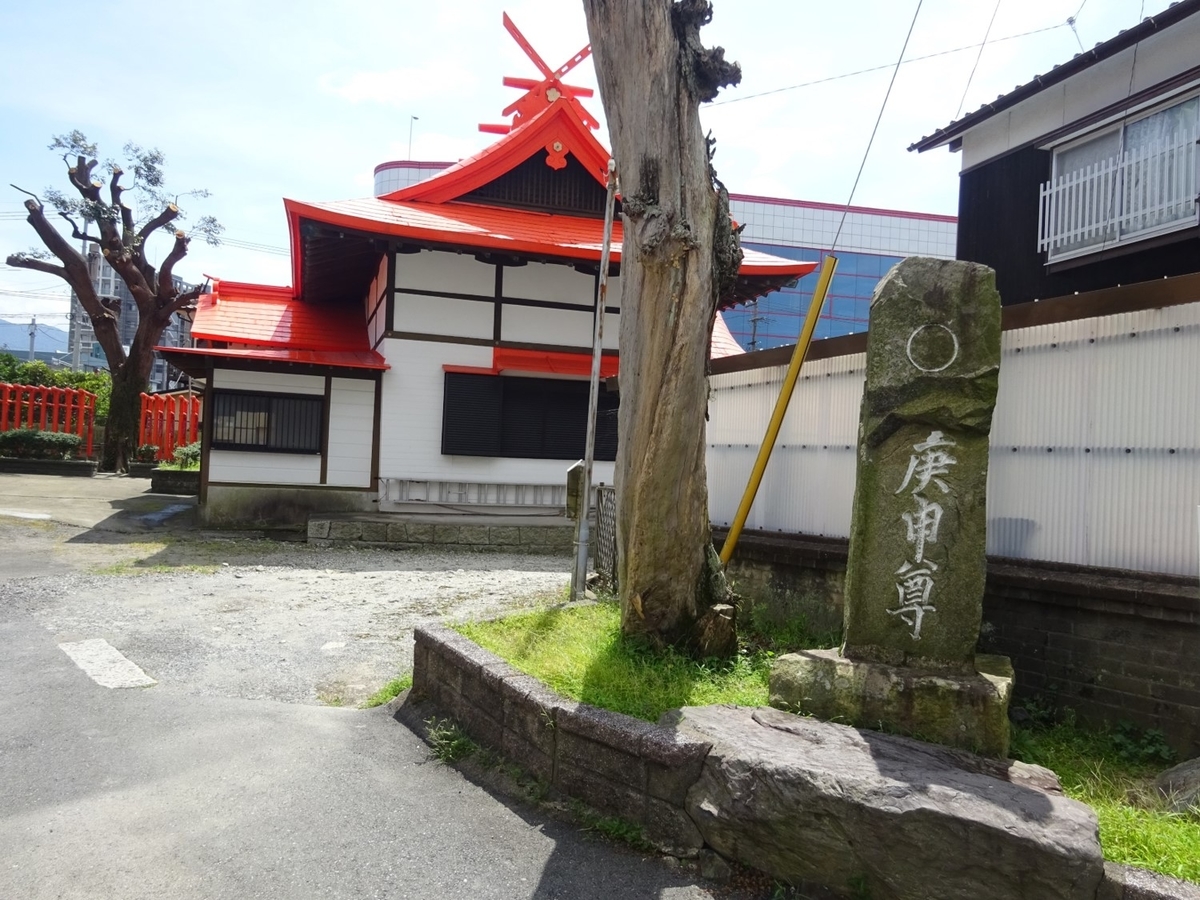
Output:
top-left (139, 392), bottom-right (202, 462)
top-left (0, 383), bottom-right (97, 457)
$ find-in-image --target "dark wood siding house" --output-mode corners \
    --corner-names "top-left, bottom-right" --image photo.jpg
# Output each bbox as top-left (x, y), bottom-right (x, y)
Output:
top-left (910, 0), bottom-right (1200, 305)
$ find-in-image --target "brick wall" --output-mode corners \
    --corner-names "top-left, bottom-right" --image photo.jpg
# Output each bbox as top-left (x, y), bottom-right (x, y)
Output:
top-left (718, 529), bottom-right (1200, 757)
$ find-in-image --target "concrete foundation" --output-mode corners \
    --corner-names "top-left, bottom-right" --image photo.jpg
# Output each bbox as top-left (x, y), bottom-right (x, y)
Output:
top-left (200, 484), bottom-right (375, 528)
top-left (770, 648), bottom-right (1014, 758)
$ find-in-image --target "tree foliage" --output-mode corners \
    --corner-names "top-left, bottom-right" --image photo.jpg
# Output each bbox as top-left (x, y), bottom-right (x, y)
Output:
top-left (0, 352), bottom-right (111, 418)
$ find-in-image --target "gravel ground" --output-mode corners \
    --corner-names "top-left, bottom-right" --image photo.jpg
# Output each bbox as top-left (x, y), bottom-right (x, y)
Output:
top-left (1, 521), bottom-right (570, 706)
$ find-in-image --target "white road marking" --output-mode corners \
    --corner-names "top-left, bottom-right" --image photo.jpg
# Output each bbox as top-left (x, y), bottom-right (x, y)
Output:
top-left (0, 509), bottom-right (51, 520)
top-left (58, 639), bottom-right (157, 689)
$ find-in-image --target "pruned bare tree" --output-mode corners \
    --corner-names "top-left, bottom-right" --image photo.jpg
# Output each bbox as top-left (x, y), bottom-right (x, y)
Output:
top-left (6, 131), bottom-right (222, 471)
top-left (582, 0), bottom-right (743, 655)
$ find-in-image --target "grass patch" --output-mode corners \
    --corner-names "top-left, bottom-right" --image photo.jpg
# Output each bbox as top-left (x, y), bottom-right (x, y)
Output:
top-left (360, 673), bottom-right (413, 709)
top-left (426, 717), bottom-right (480, 763)
top-left (571, 800), bottom-right (655, 852)
top-left (1012, 714), bottom-right (1199, 883)
top-left (454, 601), bottom-right (832, 723)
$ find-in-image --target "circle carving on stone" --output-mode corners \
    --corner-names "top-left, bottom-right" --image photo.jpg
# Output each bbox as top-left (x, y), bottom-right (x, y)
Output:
top-left (906, 324), bottom-right (959, 373)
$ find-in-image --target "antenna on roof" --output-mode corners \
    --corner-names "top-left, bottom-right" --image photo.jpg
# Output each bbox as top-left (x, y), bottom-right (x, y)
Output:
top-left (479, 13), bottom-right (600, 134)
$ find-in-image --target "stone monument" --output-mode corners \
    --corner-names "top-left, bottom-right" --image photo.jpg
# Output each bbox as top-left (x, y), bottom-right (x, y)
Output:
top-left (770, 257), bottom-right (1014, 757)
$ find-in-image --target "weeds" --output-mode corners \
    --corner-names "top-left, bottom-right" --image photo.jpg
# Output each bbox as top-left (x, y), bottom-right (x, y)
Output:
top-left (571, 800), bottom-right (655, 852)
top-left (425, 717), bottom-right (479, 764)
top-left (1012, 711), bottom-right (1197, 882)
top-left (360, 673), bottom-right (413, 709)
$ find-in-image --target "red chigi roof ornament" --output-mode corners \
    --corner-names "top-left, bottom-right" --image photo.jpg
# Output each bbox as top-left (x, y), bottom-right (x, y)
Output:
top-left (479, 13), bottom-right (599, 136)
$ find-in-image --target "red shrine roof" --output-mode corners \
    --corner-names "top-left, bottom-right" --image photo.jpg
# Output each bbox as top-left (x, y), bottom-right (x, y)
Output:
top-left (285, 87), bottom-right (816, 305)
top-left (189, 280), bottom-right (371, 352)
top-left (156, 280), bottom-right (388, 374)
top-left (382, 101), bottom-right (609, 205)
top-left (286, 196), bottom-right (808, 281)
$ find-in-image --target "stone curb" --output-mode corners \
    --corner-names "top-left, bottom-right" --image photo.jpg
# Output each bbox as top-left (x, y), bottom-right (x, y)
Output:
top-left (405, 624), bottom-right (1200, 899)
top-left (410, 623), bottom-right (709, 857)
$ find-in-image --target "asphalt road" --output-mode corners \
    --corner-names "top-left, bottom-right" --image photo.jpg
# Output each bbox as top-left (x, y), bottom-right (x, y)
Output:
top-left (0, 476), bottom-right (730, 899)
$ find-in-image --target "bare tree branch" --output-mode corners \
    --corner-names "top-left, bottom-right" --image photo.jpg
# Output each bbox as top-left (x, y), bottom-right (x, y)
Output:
top-left (157, 230), bottom-right (189, 296)
top-left (15, 197), bottom-right (126, 368)
top-left (9, 183), bottom-right (41, 203)
top-left (5, 253), bottom-right (67, 280)
top-left (162, 285), bottom-right (202, 317)
top-left (109, 166), bottom-right (125, 207)
top-left (56, 211), bottom-right (101, 245)
top-left (138, 204), bottom-right (179, 244)
top-left (67, 157), bottom-right (102, 203)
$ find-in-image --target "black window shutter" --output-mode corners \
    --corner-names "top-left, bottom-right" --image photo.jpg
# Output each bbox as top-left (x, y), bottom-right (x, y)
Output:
top-left (442, 372), bottom-right (618, 461)
top-left (442, 372), bottom-right (503, 455)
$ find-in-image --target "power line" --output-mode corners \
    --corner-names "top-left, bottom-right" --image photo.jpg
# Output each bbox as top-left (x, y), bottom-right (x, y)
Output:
top-left (955, 0), bottom-right (1003, 121)
top-left (832, 0), bottom-right (924, 252)
top-left (710, 21), bottom-right (1069, 107)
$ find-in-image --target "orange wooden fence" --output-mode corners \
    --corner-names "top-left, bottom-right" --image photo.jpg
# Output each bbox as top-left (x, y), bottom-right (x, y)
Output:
top-left (139, 392), bottom-right (202, 461)
top-left (0, 383), bottom-right (97, 457)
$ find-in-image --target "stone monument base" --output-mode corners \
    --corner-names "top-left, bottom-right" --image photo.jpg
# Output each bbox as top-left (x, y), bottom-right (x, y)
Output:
top-left (769, 648), bottom-right (1014, 758)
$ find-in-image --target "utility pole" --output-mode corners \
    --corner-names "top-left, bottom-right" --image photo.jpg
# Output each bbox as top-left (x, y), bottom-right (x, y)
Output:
top-left (28, 316), bottom-right (36, 362)
top-left (408, 116), bottom-right (419, 159)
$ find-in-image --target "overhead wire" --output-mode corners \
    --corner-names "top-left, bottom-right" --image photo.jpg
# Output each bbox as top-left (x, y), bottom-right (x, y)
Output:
top-left (831, 0), bottom-right (924, 252)
top-left (711, 20), bottom-right (1068, 107)
top-left (955, 0), bottom-right (1003, 121)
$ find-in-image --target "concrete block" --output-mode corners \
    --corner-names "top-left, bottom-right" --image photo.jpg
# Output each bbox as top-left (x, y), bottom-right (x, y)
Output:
top-left (328, 521), bottom-right (363, 541)
top-left (386, 522), bottom-right (408, 542)
top-left (489, 526), bottom-right (521, 545)
top-left (433, 524), bottom-right (461, 545)
top-left (361, 522), bottom-right (388, 543)
top-left (407, 523), bottom-right (434, 543)
top-left (459, 525), bottom-right (489, 545)
top-left (307, 519), bottom-right (331, 539)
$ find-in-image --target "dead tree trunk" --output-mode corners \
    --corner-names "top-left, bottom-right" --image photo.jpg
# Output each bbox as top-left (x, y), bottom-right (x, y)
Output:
top-left (582, 0), bottom-right (742, 656)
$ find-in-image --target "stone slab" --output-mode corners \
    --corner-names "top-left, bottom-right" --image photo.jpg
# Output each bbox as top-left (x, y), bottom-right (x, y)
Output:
top-left (675, 704), bottom-right (1103, 900)
top-left (770, 648), bottom-right (1013, 757)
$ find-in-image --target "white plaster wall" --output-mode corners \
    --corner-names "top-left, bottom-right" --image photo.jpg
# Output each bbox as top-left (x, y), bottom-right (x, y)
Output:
top-left (394, 292), bottom-right (493, 340)
top-left (500, 304), bottom-right (592, 347)
top-left (503, 261), bottom-right (595, 305)
top-left (377, 337), bottom-right (615, 485)
top-left (395, 249), bottom-right (494, 296)
top-left (210, 370), bottom-right (324, 395)
top-left (208, 450), bottom-right (322, 485)
top-left (326, 378), bottom-right (375, 488)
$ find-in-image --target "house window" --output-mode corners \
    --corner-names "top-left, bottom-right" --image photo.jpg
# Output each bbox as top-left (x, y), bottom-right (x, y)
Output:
top-left (211, 390), bottom-right (323, 453)
top-left (442, 372), bottom-right (618, 461)
top-left (1038, 94), bottom-right (1199, 262)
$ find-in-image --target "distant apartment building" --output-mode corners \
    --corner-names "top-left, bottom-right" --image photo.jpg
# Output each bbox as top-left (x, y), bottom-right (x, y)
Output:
top-left (374, 161), bottom-right (958, 350)
top-left (67, 250), bottom-right (193, 390)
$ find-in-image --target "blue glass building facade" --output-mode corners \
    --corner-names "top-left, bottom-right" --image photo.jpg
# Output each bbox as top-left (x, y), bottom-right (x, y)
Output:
top-left (723, 244), bottom-right (906, 347)
top-left (724, 196), bottom-right (958, 351)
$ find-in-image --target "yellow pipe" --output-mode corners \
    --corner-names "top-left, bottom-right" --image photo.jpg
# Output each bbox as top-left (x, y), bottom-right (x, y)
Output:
top-left (719, 254), bottom-right (839, 565)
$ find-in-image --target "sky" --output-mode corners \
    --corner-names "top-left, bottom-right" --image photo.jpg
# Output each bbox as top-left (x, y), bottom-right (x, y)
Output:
top-left (0, 0), bottom-right (1171, 333)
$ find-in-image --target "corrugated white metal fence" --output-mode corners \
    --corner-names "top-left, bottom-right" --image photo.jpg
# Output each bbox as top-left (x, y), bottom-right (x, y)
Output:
top-left (707, 301), bottom-right (1200, 577)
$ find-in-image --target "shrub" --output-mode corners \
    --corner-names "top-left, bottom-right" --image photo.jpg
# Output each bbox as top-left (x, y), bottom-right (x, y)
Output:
top-left (134, 444), bottom-right (160, 463)
top-left (0, 428), bottom-right (84, 460)
top-left (172, 441), bottom-right (201, 470)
